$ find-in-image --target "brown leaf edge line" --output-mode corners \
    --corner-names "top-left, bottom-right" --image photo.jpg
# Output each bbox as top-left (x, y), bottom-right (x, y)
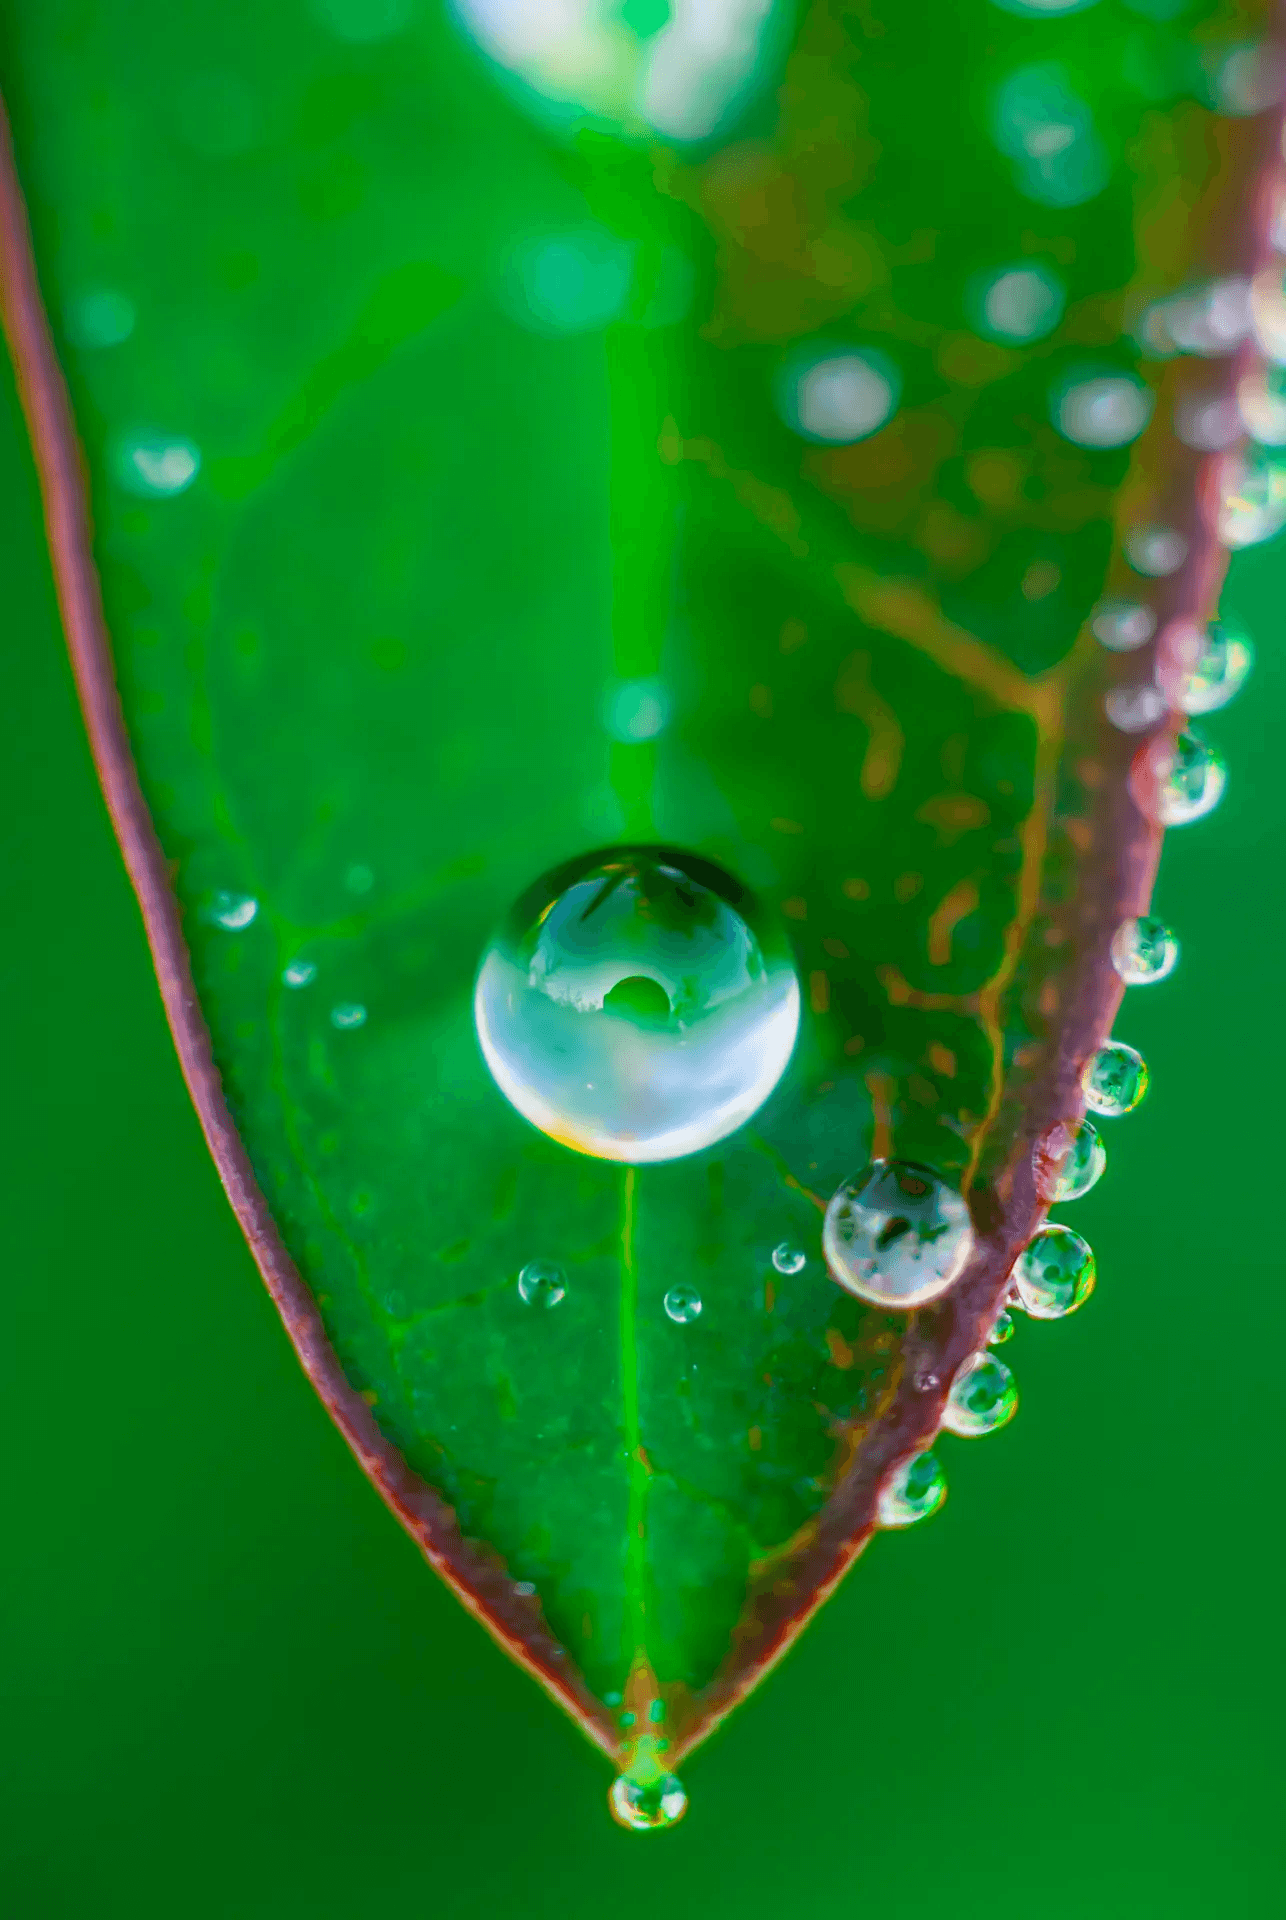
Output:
top-left (0, 87), bottom-right (1277, 1778)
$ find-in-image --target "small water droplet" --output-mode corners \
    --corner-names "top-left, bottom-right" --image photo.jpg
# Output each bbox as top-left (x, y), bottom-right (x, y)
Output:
top-left (206, 890), bottom-right (257, 930)
top-left (1124, 524), bottom-right (1187, 577)
top-left (663, 1284), bottom-right (702, 1324)
top-left (771, 1242), bottom-right (807, 1275)
top-left (1111, 915), bottom-right (1179, 985)
top-left (941, 1352), bottom-right (1018, 1437)
top-left (113, 431), bottom-right (201, 498)
top-left (779, 349), bottom-right (899, 444)
top-left (823, 1161), bottom-right (974, 1308)
top-left (602, 678), bottom-right (670, 743)
top-left (474, 847), bottom-right (800, 1164)
top-left (518, 1261), bottom-right (566, 1308)
top-left (1054, 1119), bottom-right (1106, 1201)
top-left (1155, 618), bottom-right (1253, 715)
top-left (1091, 599), bottom-right (1156, 652)
top-left (1013, 1224), bottom-right (1096, 1319)
top-left (65, 288), bottom-right (135, 349)
top-left (514, 1580), bottom-right (537, 1597)
top-left (282, 959), bottom-right (316, 988)
top-left (609, 1771), bottom-right (688, 1832)
top-left (1083, 1042), bottom-right (1149, 1116)
top-left (1130, 726), bottom-right (1227, 826)
top-left (330, 1001), bottom-right (367, 1030)
top-left (988, 1310), bottom-right (1015, 1345)
top-left (1053, 372), bottom-right (1153, 448)
top-left (877, 1450), bottom-right (947, 1528)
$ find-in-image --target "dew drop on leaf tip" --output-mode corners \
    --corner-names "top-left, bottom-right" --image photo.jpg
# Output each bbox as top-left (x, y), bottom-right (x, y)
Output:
top-left (517, 1261), bottom-right (566, 1308)
top-left (1083, 1042), bottom-right (1149, 1117)
top-left (608, 1771), bottom-right (688, 1833)
top-left (877, 1451), bottom-right (947, 1529)
top-left (822, 1160), bottom-right (973, 1308)
top-left (474, 846), bottom-right (799, 1163)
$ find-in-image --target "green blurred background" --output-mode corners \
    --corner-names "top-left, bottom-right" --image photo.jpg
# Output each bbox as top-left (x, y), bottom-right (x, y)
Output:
top-left (3, 12), bottom-right (1285, 1919)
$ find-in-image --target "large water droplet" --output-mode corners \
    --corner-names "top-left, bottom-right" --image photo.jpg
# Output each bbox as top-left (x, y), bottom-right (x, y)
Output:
top-left (609, 1770), bottom-right (688, 1831)
top-left (663, 1284), bottom-right (702, 1324)
top-left (1091, 599), bottom-right (1156, 652)
top-left (474, 847), bottom-right (800, 1164)
top-left (772, 1242), bottom-right (807, 1275)
top-left (822, 1161), bottom-right (974, 1308)
top-left (1053, 1119), bottom-right (1106, 1200)
top-left (518, 1260), bottom-right (566, 1308)
top-left (1129, 727), bottom-right (1227, 826)
top-left (1083, 1042), bottom-right (1149, 1115)
top-left (1013, 1225), bottom-right (1096, 1319)
top-left (1154, 618), bottom-right (1253, 715)
top-left (877, 1450), bottom-right (947, 1528)
top-left (1111, 915), bottom-right (1179, 985)
top-left (941, 1353), bottom-right (1018, 1437)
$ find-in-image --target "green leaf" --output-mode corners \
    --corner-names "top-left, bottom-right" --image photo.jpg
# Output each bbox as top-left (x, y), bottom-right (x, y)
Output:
top-left (1, 0), bottom-right (1275, 1787)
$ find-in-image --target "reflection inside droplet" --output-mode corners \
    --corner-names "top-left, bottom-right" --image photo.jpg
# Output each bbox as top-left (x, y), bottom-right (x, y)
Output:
top-left (1013, 1224), bottom-right (1096, 1319)
top-left (1129, 726), bottom-right (1227, 826)
top-left (609, 1770), bottom-right (688, 1831)
top-left (1083, 1042), bottom-right (1149, 1116)
top-left (941, 1352), bottom-right (1018, 1436)
top-left (877, 1450), bottom-right (947, 1528)
top-left (474, 846), bottom-right (800, 1164)
top-left (822, 1160), bottom-right (974, 1308)
top-left (1110, 914), bottom-right (1178, 985)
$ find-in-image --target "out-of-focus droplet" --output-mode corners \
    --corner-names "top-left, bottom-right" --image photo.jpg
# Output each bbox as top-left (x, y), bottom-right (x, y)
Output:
top-left (976, 263), bottom-right (1066, 342)
top-left (1139, 277), bottom-right (1252, 357)
top-left (988, 1310), bottom-right (1015, 1345)
top-left (113, 431), bottom-right (201, 498)
top-left (1173, 390), bottom-right (1242, 451)
top-left (282, 959), bottom-right (317, 988)
top-left (1237, 365), bottom-right (1286, 444)
top-left (504, 226), bottom-right (634, 337)
top-left (1124, 524), bottom-right (1188, 576)
top-left (1212, 41), bottom-right (1286, 116)
top-left (1053, 1119), bottom-right (1106, 1201)
top-left (1091, 599), bottom-right (1156, 652)
top-left (663, 1284), bottom-right (702, 1324)
top-left (992, 65), bottom-right (1109, 208)
top-left (823, 1161), bottom-right (974, 1308)
top-left (1111, 915), bottom-right (1179, 985)
top-left (609, 1771), bottom-right (688, 1832)
top-left (1013, 1224), bottom-right (1096, 1319)
top-left (779, 349), bottom-right (898, 444)
top-left (941, 1352), bottom-right (1018, 1437)
top-left (474, 847), bottom-right (800, 1165)
top-left (1252, 265), bottom-right (1286, 362)
top-left (1217, 444), bottom-right (1286, 547)
top-left (330, 1002), bottom-right (368, 1030)
top-left (64, 288), bottom-right (135, 349)
top-left (877, 1451), bottom-right (947, 1529)
top-left (345, 862), bottom-right (375, 895)
top-left (518, 1260), bottom-right (566, 1308)
top-left (1083, 1042), bottom-right (1149, 1116)
top-left (1104, 684), bottom-right (1167, 733)
top-left (602, 678), bottom-right (670, 743)
top-left (1130, 726), bottom-right (1227, 826)
top-left (206, 890), bottom-right (257, 930)
top-left (1053, 372), bottom-right (1153, 447)
top-left (771, 1243), bottom-right (807, 1275)
top-left (1155, 618), bottom-right (1253, 715)
top-left (310, 0), bottom-right (414, 44)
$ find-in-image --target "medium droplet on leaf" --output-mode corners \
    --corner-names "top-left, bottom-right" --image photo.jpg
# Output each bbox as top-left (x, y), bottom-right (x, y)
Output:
top-left (941, 1353), bottom-right (1018, 1437)
top-left (1091, 599), bottom-right (1156, 652)
top-left (877, 1451), bottom-right (947, 1528)
top-left (206, 890), bottom-right (257, 930)
top-left (518, 1261), bottom-right (566, 1308)
top-left (1054, 1119), bottom-right (1106, 1201)
top-left (822, 1161), bottom-right (974, 1308)
top-left (771, 1242), bottom-right (806, 1275)
top-left (330, 1001), bottom-right (367, 1030)
top-left (1111, 915), bottom-right (1178, 984)
top-left (609, 1771), bottom-right (688, 1831)
top-left (1083, 1042), bottom-right (1149, 1116)
top-left (1013, 1225), bottom-right (1096, 1319)
top-left (1154, 618), bottom-right (1252, 715)
top-left (1053, 372), bottom-right (1152, 448)
top-left (1130, 727), bottom-right (1227, 826)
top-left (1124, 525), bottom-right (1187, 576)
top-left (474, 847), bottom-right (800, 1164)
top-left (282, 959), bottom-right (317, 988)
top-left (663, 1283), bottom-right (702, 1324)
